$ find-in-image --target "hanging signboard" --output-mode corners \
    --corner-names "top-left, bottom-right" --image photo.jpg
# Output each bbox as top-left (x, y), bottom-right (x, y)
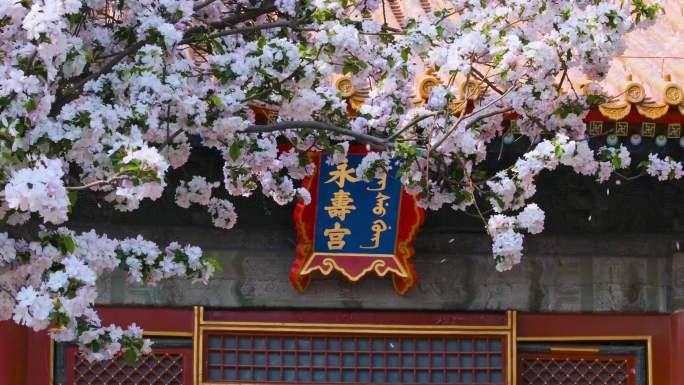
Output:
top-left (290, 148), bottom-right (425, 294)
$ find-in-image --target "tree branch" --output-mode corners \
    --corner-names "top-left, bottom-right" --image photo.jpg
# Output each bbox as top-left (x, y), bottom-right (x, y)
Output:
top-left (52, 40), bottom-right (148, 115)
top-left (243, 121), bottom-right (390, 147)
top-left (194, 0), bottom-right (217, 10)
top-left (431, 81), bottom-right (516, 152)
top-left (179, 19), bottom-right (303, 45)
top-left (385, 113), bottom-right (439, 142)
top-left (67, 175), bottom-right (126, 191)
top-left (471, 67), bottom-right (505, 95)
top-left (430, 107), bottom-right (513, 152)
top-left (208, 1), bottom-right (276, 30)
top-left (74, 40), bottom-right (148, 90)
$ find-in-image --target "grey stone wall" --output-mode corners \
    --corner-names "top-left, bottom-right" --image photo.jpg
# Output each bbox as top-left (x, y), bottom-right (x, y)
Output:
top-left (86, 223), bottom-right (678, 313)
top-left (55, 151), bottom-right (684, 313)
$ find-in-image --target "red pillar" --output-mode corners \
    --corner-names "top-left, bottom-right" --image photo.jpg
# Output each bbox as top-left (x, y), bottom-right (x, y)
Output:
top-left (672, 311), bottom-right (684, 385)
top-left (0, 320), bottom-right (28, 385)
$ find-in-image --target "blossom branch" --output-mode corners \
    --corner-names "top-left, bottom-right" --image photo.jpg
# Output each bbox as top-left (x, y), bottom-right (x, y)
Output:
top-left (243, 121), bottom-right (391, 147)
top-left (179, 19), bottom-right (305, 45)
top-left (193, 0), bottom-right (217, 10)
top-left (470, 67), bottom-right (505, 95)
top-left (66, 175), bottom-right (127, 191)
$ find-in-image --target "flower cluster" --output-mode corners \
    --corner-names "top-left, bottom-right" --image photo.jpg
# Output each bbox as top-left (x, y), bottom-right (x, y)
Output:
top-left (1, 228), bottom-right (216, 362)
top-left (4, 158), bottom-right (69, 224)
top-left (644, 154), bottom-right (684, 181)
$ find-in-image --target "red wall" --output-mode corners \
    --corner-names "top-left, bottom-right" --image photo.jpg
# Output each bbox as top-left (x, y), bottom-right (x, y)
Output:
top-left (1, 309), bottom-right (683, 384)
top-left (0, 321), bottom-right (28, 385)
top-left (671, 311), bottom-right (684, 385)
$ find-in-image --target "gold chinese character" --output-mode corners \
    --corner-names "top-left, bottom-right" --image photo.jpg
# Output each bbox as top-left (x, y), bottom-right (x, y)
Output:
top-left (360, 219), bottom-right (388, 249)
top-left (589, 121), bottom-right (603, 137)
top-left (325, 160), bottom-right (359, 188)
top-left (642, 122), bottom-right (656, 137)
top-left (323, 222), bottom-right (351, 250)
top-left (324, 190), bottom-right (356, 221)
top-left (668, 124), bottom-right (681, 139)
top-left (615, 121), bottom-right (629, 136)
top-left (367, 173), bottom-right (387, 192)
top-left (372, 192), bottom-right (390, 217)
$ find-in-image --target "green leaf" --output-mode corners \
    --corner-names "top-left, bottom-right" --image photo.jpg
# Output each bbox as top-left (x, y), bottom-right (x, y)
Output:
top-left (554, 145), bottom-right (564, 158)
top-left (123, 349), bottom-right (138, 365)
top-left (229, 141), bottom-right (241, 161)
top-left (470, 167), bottom-right (488, 183)
top-left (342, 54), bottom-right (368, 75)
top-left (400, 47), bottom-right (410, 62)
top-left (205, 257), bottom-right (223, 272)
top-left (210, 95), bottom-right (223, 108)
top-left (83, 48), bottom-right (94, 64)
top-left (63, 236), bottom-right (76, 254)
top-left (67, 191), bottom-right (78, 213)
top-left (24, 97), bottom-right (37, 112)
top-left (257, 36), bottom-right (267, 49)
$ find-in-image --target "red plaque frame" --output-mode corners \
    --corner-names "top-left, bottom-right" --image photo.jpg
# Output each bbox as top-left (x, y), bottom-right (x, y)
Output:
top-left (289, 147), bottom-right (425, 294)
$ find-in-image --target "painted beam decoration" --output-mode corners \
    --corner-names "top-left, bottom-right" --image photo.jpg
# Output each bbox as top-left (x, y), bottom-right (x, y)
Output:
top-left (290, 149), bottom-right (425, 294)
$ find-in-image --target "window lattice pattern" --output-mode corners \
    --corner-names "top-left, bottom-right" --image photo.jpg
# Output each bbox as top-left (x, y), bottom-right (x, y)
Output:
top-left (73, 352), bottom-right (184, 385)
top-left (520, 355), bottom-right (633, 385)
top-left (205, 334), bottom-right (505, 384)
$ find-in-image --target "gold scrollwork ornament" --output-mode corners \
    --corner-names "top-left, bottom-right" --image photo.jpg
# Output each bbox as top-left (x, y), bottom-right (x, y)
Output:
top-left (636, 103), bottom-right (669, 120)
top-left (335, 76), bottom-right (356, 98)
top-left (334, 75), bottom-right (369, 110)
top-left (598, 102), bottom-right (631, 121)
top-left (624, 81), bottom-right (645, 104)
top-left (664, 84), bottom-right (683, 106)
top-left (418, 69), bottom-right (441, 101)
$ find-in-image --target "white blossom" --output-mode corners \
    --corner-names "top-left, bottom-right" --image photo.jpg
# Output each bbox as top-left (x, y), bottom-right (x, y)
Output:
top-left (4, 158), bottom-right (69, 224)
top-left (516, 204), bottom-right (545, 235)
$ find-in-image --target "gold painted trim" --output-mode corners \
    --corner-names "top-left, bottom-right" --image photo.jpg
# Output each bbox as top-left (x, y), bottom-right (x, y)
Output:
top-left (198, 311), bottom-right (512, 331)
top-left (202, 383), bottom-right (288, 385)
top-left (197, 321), bottom-right (511, 331)
top-left (199, 322), bottom-right (205, 384)
top-left (305, 251), bottom-right (398, 258)
top-left (143, 331), bottom-right (194, 337)
top-left (550, 347), bottom-right (600, 353)
top-left (511, 311), bottom-right (517, 385)
top-left (48, 328), bottom-right (192, 338)
top-left (49, 337), bottom-right (56, 385)
top-left (517, 335), bottom-right (650, 341)
top-left (517, 335), bottom-right (653, 385)
top-left (199, 325), bottom-right (512, 335)
top-left (300, 254), bottom-right (409, 281)
top-left (194, 306), bottom-right (200, 385)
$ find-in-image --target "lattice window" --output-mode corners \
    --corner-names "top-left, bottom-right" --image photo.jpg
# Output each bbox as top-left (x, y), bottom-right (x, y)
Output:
top-left (205, 333), bottom-right (506, 384)
top-left (519, 353), bottom-right (636, 385)
top-left (71, 350), bottom-right (185, 385)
